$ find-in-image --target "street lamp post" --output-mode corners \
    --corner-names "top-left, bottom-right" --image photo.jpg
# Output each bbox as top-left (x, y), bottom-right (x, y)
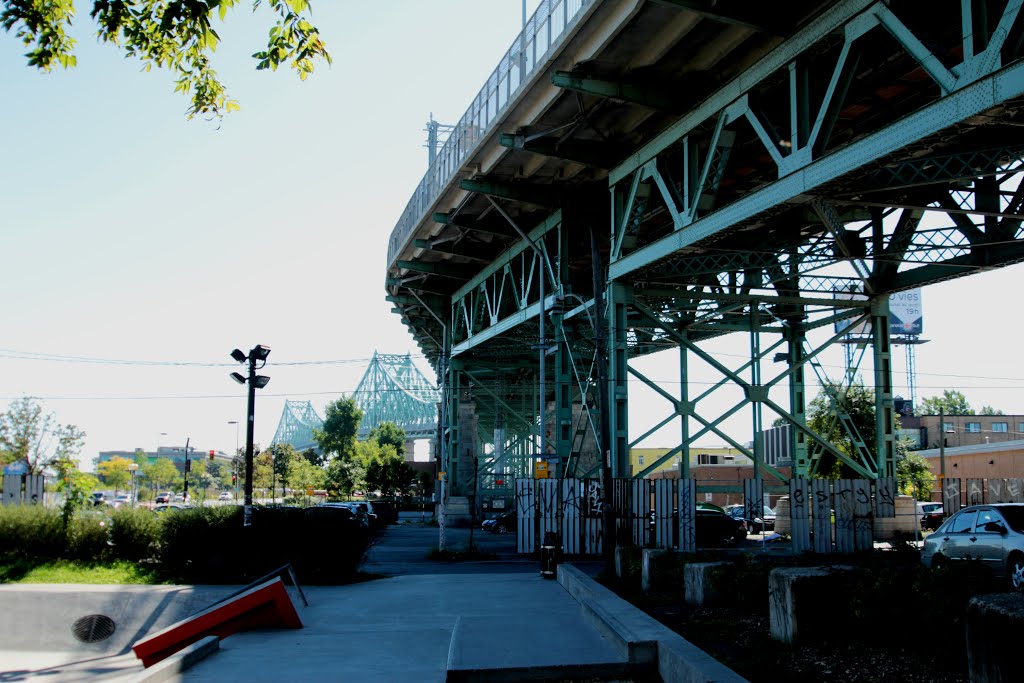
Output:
top-left (229, 345), bottom-right (271, 527)
top-left (182, 437), bottom-right (191, 504)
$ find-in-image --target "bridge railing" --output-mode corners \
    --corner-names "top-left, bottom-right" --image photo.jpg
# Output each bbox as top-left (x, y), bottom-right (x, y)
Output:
top-left (387, 0), bottom-right (592, 268)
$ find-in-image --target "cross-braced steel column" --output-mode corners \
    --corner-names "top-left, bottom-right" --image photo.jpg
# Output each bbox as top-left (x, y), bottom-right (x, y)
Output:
top-left (609, 281), bottom-right (631, 477)
top-left (785, 321), bottom-right (810, 478)
top-left (871, 296), bottom-right (896, 479)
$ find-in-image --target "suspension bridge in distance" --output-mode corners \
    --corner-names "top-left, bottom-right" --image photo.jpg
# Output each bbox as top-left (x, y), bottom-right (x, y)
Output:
top-left (269, 352), bottom-right (439, 452)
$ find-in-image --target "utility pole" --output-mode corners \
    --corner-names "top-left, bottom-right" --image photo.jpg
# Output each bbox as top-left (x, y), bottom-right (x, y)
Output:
top-left (939, 407), bottom-right (946, 484)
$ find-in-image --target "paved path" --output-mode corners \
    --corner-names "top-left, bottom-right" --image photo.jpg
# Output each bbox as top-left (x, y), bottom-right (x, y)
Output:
top-left (1, 521), bottom-right (627, 682)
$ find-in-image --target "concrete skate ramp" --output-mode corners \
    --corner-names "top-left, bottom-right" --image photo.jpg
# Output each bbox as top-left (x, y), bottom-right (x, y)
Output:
top-left (0, 584), bottom-right (237, 674)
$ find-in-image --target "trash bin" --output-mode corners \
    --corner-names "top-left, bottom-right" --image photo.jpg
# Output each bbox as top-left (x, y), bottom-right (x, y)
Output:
top-left (540, 531), bottom-right (561, 579)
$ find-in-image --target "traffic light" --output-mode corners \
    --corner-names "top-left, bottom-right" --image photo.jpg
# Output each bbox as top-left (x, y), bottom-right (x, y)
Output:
top-left (232, 475), bottom-right (237, 484)
top-left (208, 449), bottom-right (215, 461)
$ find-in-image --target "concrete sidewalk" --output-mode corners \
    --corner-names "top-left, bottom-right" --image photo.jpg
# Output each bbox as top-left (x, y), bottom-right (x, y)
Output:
top-left (181, 572), bottom-right (631, 683)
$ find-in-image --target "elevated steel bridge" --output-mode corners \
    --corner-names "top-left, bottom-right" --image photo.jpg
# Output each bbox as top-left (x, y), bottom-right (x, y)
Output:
top-left (270, 352), bottom-right (439, 451)
top-left (385, 0), bottom-right (1024, 497)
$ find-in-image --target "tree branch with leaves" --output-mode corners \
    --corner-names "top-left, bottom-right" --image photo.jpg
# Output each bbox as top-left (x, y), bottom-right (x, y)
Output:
top-left (2, 0), bottom-right (330, 119)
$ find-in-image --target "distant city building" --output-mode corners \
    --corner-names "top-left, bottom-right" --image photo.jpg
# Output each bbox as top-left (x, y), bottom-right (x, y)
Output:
top-left (630, 446), bottom-right (749, 476)
top-left (96, 446), bottom-right (233, 475)
top-left (901, 414), bottom-right (1024, 450)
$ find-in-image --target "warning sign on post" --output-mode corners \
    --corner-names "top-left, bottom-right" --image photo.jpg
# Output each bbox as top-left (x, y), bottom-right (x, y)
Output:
top-left (535, 460), bottom-right (549, 479)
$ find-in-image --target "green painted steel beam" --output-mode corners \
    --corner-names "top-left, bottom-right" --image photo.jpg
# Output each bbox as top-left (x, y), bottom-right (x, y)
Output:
top-left (648, 0), bottom-right (785, 34)
top-left (610, 0), bottom-right (874, 186)
top-left (386, 294), bottom-right (447, 308)
top-left (499, 133), bottom-right (623, 169)
top-left (452, 211), bottom-right (561, 301)
top-left (610, 58), bottom-right (1024, 282)
top-left (460, 178), bottom-right (560, 207)
top-left (550, 71), bottom-right (684, 113)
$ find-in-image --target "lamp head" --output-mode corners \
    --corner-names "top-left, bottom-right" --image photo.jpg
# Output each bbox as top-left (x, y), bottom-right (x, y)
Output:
top-left (251, 344), bottom-right (271, 361)
top-left (229, 372), bottom-right (246, 385)
top-left (254, 375), bottom-right (271, 389)
top-left (230, 348), bottom-right (247, 363)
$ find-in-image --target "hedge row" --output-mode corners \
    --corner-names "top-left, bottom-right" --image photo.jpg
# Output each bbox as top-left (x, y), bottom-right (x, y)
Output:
top-left (0, 504), bottom-right (373, 584)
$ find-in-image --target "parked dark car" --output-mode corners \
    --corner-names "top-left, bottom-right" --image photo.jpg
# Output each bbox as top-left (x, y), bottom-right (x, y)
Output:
top-left (482, 509), bottom-right (517, 534)
top-left (724, 504), bottom-right (776, 533)
top-left (648, 507), bottom-right (747, 547)
top-left (921, 503), bottom-right (1024, 591)
top-left (917, 502), bottom-right (944, 531)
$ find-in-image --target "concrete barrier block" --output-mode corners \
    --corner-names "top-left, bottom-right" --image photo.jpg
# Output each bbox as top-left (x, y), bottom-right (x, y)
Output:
top-left (615, 546), bottom-right (628, 579)
top-left (683, 562), bottom-right (729, 607)
top-left (641, 549), bottom-right (669, 593)
top-left (769, 567), bottom-right (851, 644)
top-left (966, 593), bottom-right (1024, 682)
top-left (558, 564), bottom-right (751, 682)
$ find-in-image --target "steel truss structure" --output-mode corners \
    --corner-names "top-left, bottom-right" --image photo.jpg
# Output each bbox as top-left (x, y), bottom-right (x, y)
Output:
top-left (386, 0), bottom-right (1024, 499)
top-left (270, 353), bottom-right (440, 451)
top-left (271, 400), bottom-right (324, 451)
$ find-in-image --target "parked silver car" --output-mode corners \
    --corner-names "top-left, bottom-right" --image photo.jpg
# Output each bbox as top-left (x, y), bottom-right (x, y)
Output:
top-left (921, 503), bottom-right (1024, 591)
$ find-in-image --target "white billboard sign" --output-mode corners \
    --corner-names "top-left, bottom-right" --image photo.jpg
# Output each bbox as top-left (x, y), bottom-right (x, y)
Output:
top-left (888, 289), bottom-right (923, 335)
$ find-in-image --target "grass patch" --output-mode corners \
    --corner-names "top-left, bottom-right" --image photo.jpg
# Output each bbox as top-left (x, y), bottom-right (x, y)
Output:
top-left (0, 558), bottom-right (163, 584)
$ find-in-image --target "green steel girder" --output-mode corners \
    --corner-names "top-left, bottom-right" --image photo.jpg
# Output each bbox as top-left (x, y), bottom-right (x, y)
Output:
top-left (271, 400), bottom-right (324, 451)
top-left (499, 132), bottom-right (625, 169)
top-left (550, 71), bottom-right (685, 113)
top-left (843, 146), bottom-right (1024, 194)
top-left (352, 352), bottom-right (440, 440)
top-left (610, 1), bottom-right (1024, 285)
top-left (460, 178), bottom-right (560, 208)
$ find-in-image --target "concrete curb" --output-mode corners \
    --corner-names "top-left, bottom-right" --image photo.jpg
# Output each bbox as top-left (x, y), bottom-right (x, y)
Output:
top-left (558, 564), bottom-right (751, 683)
top-left (127, 635), bottom-right (220, 683)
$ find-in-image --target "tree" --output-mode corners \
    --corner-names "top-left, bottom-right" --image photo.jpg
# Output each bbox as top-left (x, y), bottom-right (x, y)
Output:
top-left (919, 390), bottom-right (974, 415)
top-left (1, 0), bottom-right (330, 120)
top-left (325, 457), bottom-right (364, 498)
top-left (807, 381), bottom-right (879, 479)
top-left (314, 397), bottom-right (362, 461)
top-left (0, 397), bottom-right (85, 474)
top-left (301, 447), bottom-right (326, 468)
top-left (287, 456), bottom-right (325, 496)
top-left (142, 457), bottom-right (180, 492)
top-left (97, 456), bottom-right (133, 494)
top-left (896, 449), bottom-right (932, 500)
top-left (980, 405), bottom-right (1005, 416)
top-left (365, 449), bottom-right (416, 498)
top-left (369, 422), bottom-right (407, 459)
top-left (267, 443), bottom-right (297, 499)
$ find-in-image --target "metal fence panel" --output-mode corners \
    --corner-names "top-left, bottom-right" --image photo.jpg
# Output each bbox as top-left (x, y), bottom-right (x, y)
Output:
top-left (516, 479), bottom-right (535, 553)
top-left (538, 479), bottom-right (560, 543)
top-left (789, 478), bottom-right (811, 553)
top-left (944, 478), bottom-right (962, 514)
top-left (812, 479), bottom-right (832, 554)
top-left (562, 479), bottom-right (581, 555)
top-left (630, 479), bottom-right (648, 546)
top-left (677, 478), bottom-right (695, 553)
top-left (613, 479), bottom-right (630, 546)
top-left (834, 480), bottom-right (855, 554)
top-left (653, 479), bottom-right (674, 549)
top-left (853, 479), bottom-right (872, 552)
top-left (2, 475), bottom-right (21, 505)
top-left (583, 479), bottom-right (603, 555)
top-left (874, 478), bottom-right (895, 518)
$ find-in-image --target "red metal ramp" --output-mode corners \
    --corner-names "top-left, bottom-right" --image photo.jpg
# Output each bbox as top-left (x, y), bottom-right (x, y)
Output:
top-left (132, 577), bottom-right (302, 668)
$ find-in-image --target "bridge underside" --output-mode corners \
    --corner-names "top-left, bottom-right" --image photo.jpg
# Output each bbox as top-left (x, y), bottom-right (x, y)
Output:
top-left (387, 0), bottom-right (1024, 497)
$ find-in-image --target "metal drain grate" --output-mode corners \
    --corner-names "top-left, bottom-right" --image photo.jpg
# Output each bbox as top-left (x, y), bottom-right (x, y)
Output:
top-left (71, 614), bottom-right (116, 643)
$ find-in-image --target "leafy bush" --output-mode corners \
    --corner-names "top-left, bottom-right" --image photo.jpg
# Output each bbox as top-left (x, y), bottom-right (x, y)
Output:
top-left (109, 507), bottom-right (159, 562)
top-left (0, 505), bottom-right (66, 560)
top-left (66, 512), bottom-right (112, 562)
top-left (156, 505), bottom-right (373, 584)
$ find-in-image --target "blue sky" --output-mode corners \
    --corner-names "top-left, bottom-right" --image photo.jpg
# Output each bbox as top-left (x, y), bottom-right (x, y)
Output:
top-left (2, 1), bottom-right (1022, 468)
